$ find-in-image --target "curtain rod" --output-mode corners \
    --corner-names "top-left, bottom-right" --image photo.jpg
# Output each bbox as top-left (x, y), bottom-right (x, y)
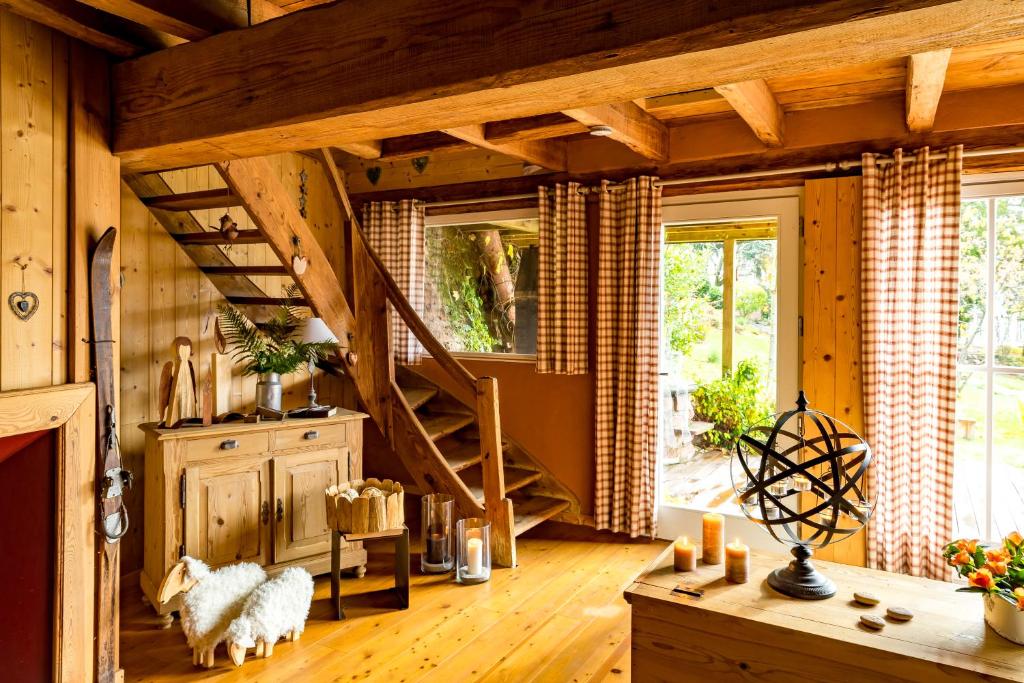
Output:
top-left (422, 145), bottom-right (1024, 209)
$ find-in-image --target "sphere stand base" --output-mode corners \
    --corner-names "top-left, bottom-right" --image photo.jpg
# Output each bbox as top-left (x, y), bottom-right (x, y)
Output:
top-left (766, 544), bottom-right (836, 600)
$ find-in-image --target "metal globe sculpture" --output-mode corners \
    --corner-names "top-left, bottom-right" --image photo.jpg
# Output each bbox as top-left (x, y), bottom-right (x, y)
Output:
top-left (731, 391), bottom-right (874, 599)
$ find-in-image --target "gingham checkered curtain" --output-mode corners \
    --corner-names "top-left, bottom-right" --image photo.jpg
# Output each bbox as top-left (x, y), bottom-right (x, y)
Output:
top-left (862, 146), bottom-right (962, 579)
top-left (594, 177), bottom-right (662, 538)
top-left (537, 183), bottom-right (588, 374)
top-left (363, 200), bottom-right (425, 365)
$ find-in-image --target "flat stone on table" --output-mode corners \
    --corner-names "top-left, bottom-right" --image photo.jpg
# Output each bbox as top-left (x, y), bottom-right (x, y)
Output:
top-left (853, 592), bottom-right (880, 606)
top-left (860, 614), bottom-right (886, 631)
top-left (886, 606), bottom-right (914, 622)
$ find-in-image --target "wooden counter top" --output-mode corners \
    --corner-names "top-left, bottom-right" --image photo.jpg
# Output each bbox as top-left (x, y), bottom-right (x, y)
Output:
top-left (138, 408), bottom-right (367, 439)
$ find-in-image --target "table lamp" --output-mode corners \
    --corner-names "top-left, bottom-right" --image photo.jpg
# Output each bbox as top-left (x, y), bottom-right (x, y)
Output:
top-left (294, 317), bottom-right (338, 410)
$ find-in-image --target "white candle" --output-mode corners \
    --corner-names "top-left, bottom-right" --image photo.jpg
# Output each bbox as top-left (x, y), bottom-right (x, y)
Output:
top-left (466, 537), bottom-right (483, 575)
top-left (725, 538), bottom-right (750, 584)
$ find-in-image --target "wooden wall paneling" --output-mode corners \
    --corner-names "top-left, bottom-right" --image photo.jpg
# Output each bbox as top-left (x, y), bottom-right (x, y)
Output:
top-left (50, 31), bottom-right (67, 385)
top-left (1, 12), bottom-right (55, 391)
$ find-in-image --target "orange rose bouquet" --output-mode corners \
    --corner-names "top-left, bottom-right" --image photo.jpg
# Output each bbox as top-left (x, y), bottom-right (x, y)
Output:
top-left (944, 532), bottom-right (1024, 610)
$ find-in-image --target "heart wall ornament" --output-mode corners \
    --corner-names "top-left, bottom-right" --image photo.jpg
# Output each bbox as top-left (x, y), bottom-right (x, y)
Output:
top-left (8, 291), bottom-right (38, 321)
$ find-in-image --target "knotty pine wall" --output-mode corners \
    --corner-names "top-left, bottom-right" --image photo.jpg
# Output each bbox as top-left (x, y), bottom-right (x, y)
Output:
top-left (118, 154), bottom-right (350, 573)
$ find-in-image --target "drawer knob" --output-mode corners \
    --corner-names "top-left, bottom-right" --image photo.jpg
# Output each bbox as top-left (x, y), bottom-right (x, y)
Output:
top-left (220, 439), bottom-right (239, 450)
top-left (303, 430), bottom-right (319, 440)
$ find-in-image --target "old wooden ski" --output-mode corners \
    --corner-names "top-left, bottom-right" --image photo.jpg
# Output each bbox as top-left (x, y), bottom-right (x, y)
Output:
top-left (90, 226), bottom-right (129, 683)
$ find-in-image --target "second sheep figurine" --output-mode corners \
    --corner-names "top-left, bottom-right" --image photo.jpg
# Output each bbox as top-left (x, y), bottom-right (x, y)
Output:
top-left (225, 567), bottom-right (315, 666)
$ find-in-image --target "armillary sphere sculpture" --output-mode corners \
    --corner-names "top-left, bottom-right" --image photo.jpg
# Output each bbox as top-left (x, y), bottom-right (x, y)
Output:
top-left (731, 391), bottom-right (874, 599)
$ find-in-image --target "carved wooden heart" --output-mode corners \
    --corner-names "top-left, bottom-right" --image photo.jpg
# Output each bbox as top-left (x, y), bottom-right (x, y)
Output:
top-left (8, 291), bottom-right (38, 321)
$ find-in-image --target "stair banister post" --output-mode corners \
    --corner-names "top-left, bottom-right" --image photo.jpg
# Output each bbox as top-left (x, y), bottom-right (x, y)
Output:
top-left (476, 376), bottom-right (516, 568)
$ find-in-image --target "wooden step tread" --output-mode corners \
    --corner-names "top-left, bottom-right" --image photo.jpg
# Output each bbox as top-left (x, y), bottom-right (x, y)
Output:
top-left (513, 496), bottom-right (570, 536)
top-left (144, 188), bottom-right (243, 211)
top-left (459, 465), bottom-right (543, 502)
top-left (401, 386), bottom-right (437, 411)
top-left (420, 412), bottom-right (475, 441)
top-left (434, 437), bottom-right (483, 472)
top-left (227, 296), bottom-right (308, 307)
top-left (202, 265), bottom-right (289, 276)
top-left (173, 229), bottom-right (266, 245)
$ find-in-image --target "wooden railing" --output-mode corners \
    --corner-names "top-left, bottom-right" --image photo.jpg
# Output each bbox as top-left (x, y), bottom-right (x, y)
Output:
top-left (318, 151), bottom-right (515, 567)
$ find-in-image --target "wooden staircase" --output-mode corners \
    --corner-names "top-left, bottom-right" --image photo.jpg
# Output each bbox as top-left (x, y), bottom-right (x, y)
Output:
top-left (124, 153), bottom-right (579, 567)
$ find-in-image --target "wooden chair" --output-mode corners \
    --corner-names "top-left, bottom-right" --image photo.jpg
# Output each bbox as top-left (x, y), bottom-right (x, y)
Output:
top-left (331, 526), bottom-right (410, 620)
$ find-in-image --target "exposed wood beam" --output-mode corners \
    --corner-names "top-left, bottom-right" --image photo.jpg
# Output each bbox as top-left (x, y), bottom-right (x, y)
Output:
top-left (378, 132), bottom-right (474, 161)
top-left (714, 79), bottom-right (785, 147)
top-left (112, 0), bottom-right (1024, 171)
top-left (76, 0), bottom-right (285, 40)
top-left (905, 48), bottom-right (952, 132)
top-left (443, 125), bottom-right (567, 171)
top-left (336, 139), bottom-right (384, 160)
top-left (562, 102), bottom-right (669, 161)
top-left (485, 114), bottom-right (586, 145)
top-left (0, 0), bottom-right (143, 56)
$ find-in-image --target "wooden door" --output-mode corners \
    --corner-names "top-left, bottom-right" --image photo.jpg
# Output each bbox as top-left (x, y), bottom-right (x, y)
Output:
top-left (184, 459), bottom-right (271, 568)
top-left (272, 448), bottom-right (348, 563)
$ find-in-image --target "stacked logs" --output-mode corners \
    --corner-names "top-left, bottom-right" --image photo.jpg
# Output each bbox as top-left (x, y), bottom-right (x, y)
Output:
top-left (325, 478), bottom-right (404, 534)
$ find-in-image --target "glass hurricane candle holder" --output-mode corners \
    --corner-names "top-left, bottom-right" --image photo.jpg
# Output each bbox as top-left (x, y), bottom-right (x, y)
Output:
top-left (456, 517), bottom-right (491, 584)
top-left (421, 493), bottom-right (454, 574)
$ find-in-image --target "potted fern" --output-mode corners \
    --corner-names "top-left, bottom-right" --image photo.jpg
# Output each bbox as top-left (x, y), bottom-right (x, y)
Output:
top-left (218, 298), bottom-right (338, 411)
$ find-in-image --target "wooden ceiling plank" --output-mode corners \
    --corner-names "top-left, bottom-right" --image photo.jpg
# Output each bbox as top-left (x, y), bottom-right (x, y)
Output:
top-left (714, 79), bottom-right (785, 147)
top-left (906, 48), bottom-right (952, 132)
top-left (76, 0), bottom-right (285, 40)
top-left (444, 124), bottom-right (567, 171)
top-left (562, 101), bottom-right (669, 160)
top-left (484, 114), bottom-right (586, 145)
top-left (0, 0), bottom-right (143, 56)
top-left (112, 0), bottom-right (1024, 171)
top-left (336, 139), bottom-right (384, 160)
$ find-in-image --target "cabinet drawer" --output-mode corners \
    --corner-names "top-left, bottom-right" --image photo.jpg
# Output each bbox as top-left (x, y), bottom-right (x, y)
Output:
top-left (186, 431), bottom-right (270, 460)
top-left (274, 423), bottom-right (348, 450)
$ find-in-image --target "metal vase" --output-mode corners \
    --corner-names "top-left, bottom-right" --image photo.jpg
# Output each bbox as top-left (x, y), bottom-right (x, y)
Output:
top-left (256, 372), bottom-right (283, 411)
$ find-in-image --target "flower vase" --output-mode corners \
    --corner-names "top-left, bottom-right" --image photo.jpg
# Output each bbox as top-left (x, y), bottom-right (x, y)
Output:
top-left (256, 372), bottom-right (283, 411)
top-left (985, 593), bottom-right (1024, 645)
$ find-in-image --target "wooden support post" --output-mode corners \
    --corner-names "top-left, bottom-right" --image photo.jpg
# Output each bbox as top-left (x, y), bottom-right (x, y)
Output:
top-left (476, 377), bottom-right (515, 568)
top-left (722, 238), bottom-right (735, 376)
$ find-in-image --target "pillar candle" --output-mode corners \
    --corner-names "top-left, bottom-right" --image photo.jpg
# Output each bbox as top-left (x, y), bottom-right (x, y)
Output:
top-left (702, 512), bottom-right (725, 564)
top-left (725, 538), bottom-right (750, 583)
top-left (466, 537), bottom-right (483, 575)
top-left (673, 536), bottom-right (697, 572)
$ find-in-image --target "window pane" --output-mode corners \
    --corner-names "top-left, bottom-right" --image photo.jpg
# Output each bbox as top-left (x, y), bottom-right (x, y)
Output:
top-left (423, 220), bottom-right (538, 354)
top-left (734, 239), bottom-right (777, 402)
top-left (663, 241), bottom-right (723, 386)
top-left (992, 373), bottom-right (1024, 538)
top-left (958, 199), bottom-right (987, 366)
top-left (995, 197), bottom-right (1024, 367)
top-left (954, 370), bottom-right (987, 540)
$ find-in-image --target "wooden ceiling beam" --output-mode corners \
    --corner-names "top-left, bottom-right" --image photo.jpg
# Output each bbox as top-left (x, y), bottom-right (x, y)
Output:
top-left (484, 114), bottom-right (586, 145)
top-left (562, 102), bottom-right (669, 160)
top-left (0, 0), bottom-right (144, 56)
top-left (75, 0), bottom-right (285, 40)
top-left (443, 125), bottom-right (567, 171)
top-left (714, 80), bottom-right (785, 147)
top-left (336, 140), bottom-right (384, 160)
top-left (905, 48), bottom-right (952, 132)
top-left (112, 0), bottom-right (1024, 171)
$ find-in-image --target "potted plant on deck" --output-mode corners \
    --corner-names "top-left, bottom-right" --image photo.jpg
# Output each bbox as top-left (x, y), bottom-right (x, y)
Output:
top-left (218, 297), bottom-right (338, 412)
top-left (944, 531), bottom-right (1024, 644)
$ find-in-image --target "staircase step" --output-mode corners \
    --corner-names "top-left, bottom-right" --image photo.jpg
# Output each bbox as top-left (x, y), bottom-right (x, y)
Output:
top-left (144, 188), bottom-right (244, 211)
top-left (434, 437), bottom-right (483, 472)
top-left (401, 386), bottom-right (437, 411)
top-left (173, 230), bottom-right (266, 245)
top-left (512, 496), bottom-right (571, 536)
top-left (459, 465), bottom-right (543, 502)
top-left (420, 412), bottom-right (475, 441)
top-left (227, 296), bottom-right (308, 307)
top-left (201, 265), bottom-right (289, 276)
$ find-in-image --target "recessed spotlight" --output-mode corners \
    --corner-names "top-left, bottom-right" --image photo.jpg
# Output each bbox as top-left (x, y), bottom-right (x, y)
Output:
top-left (522, 163), bottom-right (545, 175)
top-left (589, 125), bottom-right (614, 137)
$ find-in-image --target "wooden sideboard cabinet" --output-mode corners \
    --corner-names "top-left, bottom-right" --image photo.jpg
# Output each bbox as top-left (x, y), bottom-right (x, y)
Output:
top-left (139, 411), bottom-right (369, 621)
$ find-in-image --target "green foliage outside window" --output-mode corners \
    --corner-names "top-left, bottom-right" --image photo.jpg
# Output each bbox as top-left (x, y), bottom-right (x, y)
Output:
top-left (425, 227), bottom-right (501, 352)
top-left (691, 359), bottom-right (773, 449)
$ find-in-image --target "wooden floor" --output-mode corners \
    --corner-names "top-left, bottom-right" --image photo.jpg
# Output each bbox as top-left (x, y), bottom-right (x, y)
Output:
top-left (120, 531), bottom-right (667, 682)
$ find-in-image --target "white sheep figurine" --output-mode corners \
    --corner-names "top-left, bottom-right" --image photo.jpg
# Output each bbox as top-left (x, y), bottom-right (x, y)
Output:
top-left (157, 556), bottom-right (267, 669)
top-left (226, 567), bottom-right (315, 666)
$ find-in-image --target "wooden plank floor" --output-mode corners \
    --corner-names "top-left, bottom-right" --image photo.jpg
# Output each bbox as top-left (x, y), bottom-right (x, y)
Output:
top-left (120, 533), bottom-right (666, 682)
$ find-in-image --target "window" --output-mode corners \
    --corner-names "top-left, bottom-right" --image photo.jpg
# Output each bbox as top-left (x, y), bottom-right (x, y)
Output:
top-left (955, 186), bottom-right (1024, 541)
top-left (423, 218), bottom-right (539, 356)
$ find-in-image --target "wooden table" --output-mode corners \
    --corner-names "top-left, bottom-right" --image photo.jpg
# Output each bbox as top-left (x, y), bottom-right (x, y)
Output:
top-left (624, 544), bottom-right (1024, 682)
top-left (331, 526), bottom-right (410, 620)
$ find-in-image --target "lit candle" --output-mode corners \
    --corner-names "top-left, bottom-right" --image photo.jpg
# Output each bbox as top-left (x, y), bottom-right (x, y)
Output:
top-left (768, 479), bottom-right (790, 497)
top-left (466, 537), bottom-right (483, 576)
top-left (673, 536), bottom-right (697, 572)
top-left (702, 512), bottom-right (725, 565)
top-left (725, 539), bottom-right (750, 583)
top-left (792, 473), bottom-right (812, 492)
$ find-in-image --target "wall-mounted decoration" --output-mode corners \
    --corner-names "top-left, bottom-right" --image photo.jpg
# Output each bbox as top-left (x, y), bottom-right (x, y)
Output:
top-left (8, 257), bottom-right (38, 321)
top-left (366, 166), bottom-right (382, 186)
top-left (411, 156), bottom-right (429, 174)
top-left (298, 169), bottom-right (309, 218)
top-left (216, 213), bottom-right (239, 241)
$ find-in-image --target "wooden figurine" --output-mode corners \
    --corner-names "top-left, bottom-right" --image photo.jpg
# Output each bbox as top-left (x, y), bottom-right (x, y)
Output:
top-left (161, 337), bottom-right (199, 427)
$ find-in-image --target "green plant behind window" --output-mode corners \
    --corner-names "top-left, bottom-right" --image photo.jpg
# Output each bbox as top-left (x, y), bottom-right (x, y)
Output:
top-left (691, 359), bottom-right (773, 449)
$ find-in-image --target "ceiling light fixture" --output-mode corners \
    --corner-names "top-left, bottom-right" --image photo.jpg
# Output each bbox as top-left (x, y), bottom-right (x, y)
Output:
top-left (589, 125), bottom-right (614, 137)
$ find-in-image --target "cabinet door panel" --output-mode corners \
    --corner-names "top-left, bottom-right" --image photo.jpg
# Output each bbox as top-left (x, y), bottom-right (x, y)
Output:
top-left (184, 460), bottom-right (270, 568)
top-left (273, 448), bottom-right (346, 563)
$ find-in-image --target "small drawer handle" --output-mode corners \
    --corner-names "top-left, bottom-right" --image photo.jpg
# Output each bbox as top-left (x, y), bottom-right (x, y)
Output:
top-left (220, 439), bottom-right (239, 450)
top-left (276, 498), bottom-right (284, 522)
top-left (303, 430), bottom-right (319, 441)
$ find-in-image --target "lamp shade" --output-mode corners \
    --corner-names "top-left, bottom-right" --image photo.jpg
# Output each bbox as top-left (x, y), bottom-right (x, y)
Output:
top-left (294, 317), bottom-right (338, 344)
